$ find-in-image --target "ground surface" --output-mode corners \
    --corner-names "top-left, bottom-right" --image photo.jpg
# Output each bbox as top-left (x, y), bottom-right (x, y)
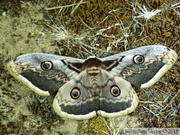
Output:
top-left (0, 0), bottom-right (179, 134)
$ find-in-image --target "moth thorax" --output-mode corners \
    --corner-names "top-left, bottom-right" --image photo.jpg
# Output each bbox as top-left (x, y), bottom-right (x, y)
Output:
top-left (87, 67), bottom-right (100, 76)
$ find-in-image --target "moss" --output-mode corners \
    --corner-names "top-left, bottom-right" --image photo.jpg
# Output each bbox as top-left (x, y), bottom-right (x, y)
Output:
top-left (78, 116), bottom-right (109, 135)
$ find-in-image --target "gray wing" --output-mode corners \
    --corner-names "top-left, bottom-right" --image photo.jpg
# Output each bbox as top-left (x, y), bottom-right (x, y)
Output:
top-left (7, 53), bottom-right (84, 96)
top-left (100, 45), bottom-right (177, 88)
top-left (53, 69), bottom-right (138, 120)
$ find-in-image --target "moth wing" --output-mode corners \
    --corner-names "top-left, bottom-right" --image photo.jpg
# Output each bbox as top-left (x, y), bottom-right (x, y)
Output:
top-left (7, 53), bottom-right (84, 96)
top-left (53, 71), bottom-right (97, 120)
top-left (98, 76), bottom-right (138, 118)
top-left (53, 70), bottom-right (138, 120)
top-left (100, 45), bottom-right (177, 88)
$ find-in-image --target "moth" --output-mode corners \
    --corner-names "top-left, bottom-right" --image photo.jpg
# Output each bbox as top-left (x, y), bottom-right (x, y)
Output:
top-left (7, 45), bottom-right (177, 120)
